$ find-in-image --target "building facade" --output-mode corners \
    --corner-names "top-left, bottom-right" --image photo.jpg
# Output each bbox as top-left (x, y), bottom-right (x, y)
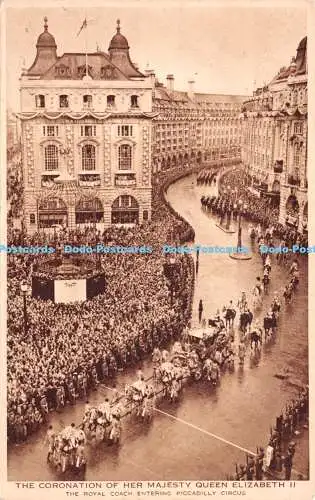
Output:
top-left (18, 18), bottom-right (248, 233)
top-left (19, 18), bottom-right (155, 233)
top-left (241, 37), bottom-right (307, 232)
top-left (151, 75), bottom-right (246, 173)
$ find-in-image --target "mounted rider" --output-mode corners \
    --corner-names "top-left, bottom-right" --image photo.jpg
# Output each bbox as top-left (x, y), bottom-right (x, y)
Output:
top-left (152, 347), bottom-right (162, 367)
top-left (99, 398), bottom-right (112, 425)
top-left (237, 292), bottom-right (248, 313)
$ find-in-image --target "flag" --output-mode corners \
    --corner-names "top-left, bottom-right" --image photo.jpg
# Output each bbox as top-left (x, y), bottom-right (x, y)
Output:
top-left (76, 18), bottom-right (87, 37)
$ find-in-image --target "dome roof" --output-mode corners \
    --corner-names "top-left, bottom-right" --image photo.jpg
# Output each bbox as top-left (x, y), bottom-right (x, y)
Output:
top-left (109, 19), bottom-right (129, 50)
top-left (295, 35), bottom-right (307, 74)
top-left (297, 36), bottom-right (307, 51)
top-left (36, 17), bottom-right (57, 48)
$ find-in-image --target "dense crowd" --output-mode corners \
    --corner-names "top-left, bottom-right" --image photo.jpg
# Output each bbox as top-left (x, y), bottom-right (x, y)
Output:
top-left (7, 150), bottom-right (23, 221)
top-left (202, 168), bottom-right (308, 247)
top-left (7, 162), bottom-right (198, 443)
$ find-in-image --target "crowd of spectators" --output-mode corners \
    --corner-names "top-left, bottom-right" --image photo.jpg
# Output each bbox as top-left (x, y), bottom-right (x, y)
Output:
top-left (218, 168), bottom-right (308, 246)
top-left (7, 162), bottom-right (196, 443)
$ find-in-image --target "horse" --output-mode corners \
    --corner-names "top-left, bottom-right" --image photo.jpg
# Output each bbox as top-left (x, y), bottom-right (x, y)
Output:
top-left (239, 310), bottom-right (253, 334)
top-left (252, 285), bottom-right (263, 309)
top-left (250, 328), bottom-right (263, 350)
top-left (283, 284), bottom-right (293, 304)
top-left (291, 274), bottom-right (299, 291)
top-left (263, 273), bottom-right (270, 293)
top-left (223, 307), bottom-right (237, 328)
top-left (271, 298), bottom-right (281, 318)
top-left (263, 313), bottom-right (277, 340)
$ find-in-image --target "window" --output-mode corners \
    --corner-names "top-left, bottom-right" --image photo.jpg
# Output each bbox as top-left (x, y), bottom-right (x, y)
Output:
top-left (107, 95), bottom-right (115, 107)
top-left (77, 65), bottom-right (91, 79)
top-left (118, 125), bottom-right (133, 137)
top-left (81, 126), bottom-right (96, 137)
top-left (118, 144), bottom-right (132, 170)
top-left (45, 145), bottom-right (59, 170)
top-left (82, 144), bottom-right (96, 170)
top-left (143, 210), bottom-right (148, 221)
top-left (293, 144), bottom-right (300, 167)
top-left (55, 65), bottom-right (71, 78)
top-left (131, 95), bottom-right (139, 108)
top-left (36, 95), bottom-right (45, 108)
top-left (30, 214), bottom-right (35, 224)
top-left (59, 95), bottom-right (69, 108)
top-left (43, 126), bottom-right (59, 137)
top-left (294, 122), bottom-right (303, 135)
top-left (83, 95), bottom-right (93, 108)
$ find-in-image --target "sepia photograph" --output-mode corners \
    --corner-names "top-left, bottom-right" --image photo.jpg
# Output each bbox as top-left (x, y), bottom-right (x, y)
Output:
top-left (3, 0), bottom-right (312, 494)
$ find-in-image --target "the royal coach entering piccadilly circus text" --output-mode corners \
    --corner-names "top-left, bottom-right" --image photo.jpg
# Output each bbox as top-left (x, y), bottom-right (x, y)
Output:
top-left (1, 2), bottom-right (313, 500)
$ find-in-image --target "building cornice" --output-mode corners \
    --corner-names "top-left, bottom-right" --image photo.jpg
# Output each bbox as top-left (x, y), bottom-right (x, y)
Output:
top-left (16, 111), bottom-right (159, 121)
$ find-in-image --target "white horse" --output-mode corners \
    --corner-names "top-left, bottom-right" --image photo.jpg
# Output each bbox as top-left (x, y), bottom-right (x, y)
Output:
top-left (252, 285), bottom-right (263, 309)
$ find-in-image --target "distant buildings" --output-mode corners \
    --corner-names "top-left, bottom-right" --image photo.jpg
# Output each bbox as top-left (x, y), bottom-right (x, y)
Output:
top-left (241, 37), bottom-right (307, 232)
top-left (151, 75), bottom-right (245, 173)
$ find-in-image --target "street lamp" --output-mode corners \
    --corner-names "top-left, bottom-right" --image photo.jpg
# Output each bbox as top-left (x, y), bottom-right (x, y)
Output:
top-left (20, 282), bottom-right (31, 337)
top-left (229, 199), bottom-right (252, 260)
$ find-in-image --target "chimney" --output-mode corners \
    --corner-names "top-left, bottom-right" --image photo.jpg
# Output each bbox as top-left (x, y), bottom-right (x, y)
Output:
top-left (145, 69), bottom-right (156, 98)
top-left (188, 80), bottom-right (195, 100)
top-left (166, 74), bottom-right (174, 92)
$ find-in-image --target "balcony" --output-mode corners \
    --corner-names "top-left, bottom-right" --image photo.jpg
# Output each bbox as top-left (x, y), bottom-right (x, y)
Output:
top-left (78, 173), bottom-right (101, 187)
top-left (115, 173), bottom-right (136, 187)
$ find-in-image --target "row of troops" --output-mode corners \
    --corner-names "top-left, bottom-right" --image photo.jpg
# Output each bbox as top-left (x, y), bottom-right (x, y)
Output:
top-left (196, 169), bottom-right (217, 186)
top-left (232, 387), bottom-right (309, 480)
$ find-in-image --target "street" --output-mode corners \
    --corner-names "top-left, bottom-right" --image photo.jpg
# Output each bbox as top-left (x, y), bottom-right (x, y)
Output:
top-left (8, 173), bottom-right (308, 481)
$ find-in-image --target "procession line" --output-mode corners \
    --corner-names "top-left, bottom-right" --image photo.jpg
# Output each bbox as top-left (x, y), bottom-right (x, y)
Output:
top-left (154, 408), bottom-right (256, 456)
top-left (101, 384), bottom-right (306, 476)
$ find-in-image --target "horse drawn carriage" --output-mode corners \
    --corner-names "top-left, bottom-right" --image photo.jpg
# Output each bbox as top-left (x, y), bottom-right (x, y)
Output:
top-left (47, 426), bottom-right (86, 476)
top-left (125, 380), bottom-right (156, 420)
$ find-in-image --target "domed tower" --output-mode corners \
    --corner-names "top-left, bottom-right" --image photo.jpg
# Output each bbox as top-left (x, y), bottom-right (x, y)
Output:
top-left (108, 20), bottom-right (144, 78)
top-left (27, 17), bottom-right (58, 76)
top-left (295, 36), bottom-right (307, 75)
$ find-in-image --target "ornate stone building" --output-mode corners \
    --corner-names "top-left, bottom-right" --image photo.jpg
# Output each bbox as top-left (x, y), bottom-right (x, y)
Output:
top-left (18, 18), bottom-right (155, 233)
top-left (151, 75), bottom-right (245, 173)
top-left (241, 37), bottom-right (307, 232)
top-left (18, 18), bottom-right (248, 233)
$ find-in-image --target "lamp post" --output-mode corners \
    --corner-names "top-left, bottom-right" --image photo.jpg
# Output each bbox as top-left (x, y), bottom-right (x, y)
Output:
top-left (229, 199), bottom-right (252, 260)
top-left (20, 282), bottom-right (30, 337)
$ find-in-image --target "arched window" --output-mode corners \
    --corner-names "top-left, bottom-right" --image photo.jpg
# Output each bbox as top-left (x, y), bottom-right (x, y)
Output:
top-left (82, 144), bottom-right (96, 170)
top-left (75, 197), bottom-right (104, 224)
top-left (118, 144), bottom-right (132, 170)
top-left (111, 195), bottom-right (139, 224)
top-left (35, 95), bottom-right (45, 108)
top-left (38, 197), bottom-right (68, 228)
top-left (45, 145), bottom-right (59, 170)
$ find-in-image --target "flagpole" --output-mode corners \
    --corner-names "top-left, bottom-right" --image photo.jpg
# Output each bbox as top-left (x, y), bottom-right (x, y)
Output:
top-left (85, 11), bottom-right (88, 76)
